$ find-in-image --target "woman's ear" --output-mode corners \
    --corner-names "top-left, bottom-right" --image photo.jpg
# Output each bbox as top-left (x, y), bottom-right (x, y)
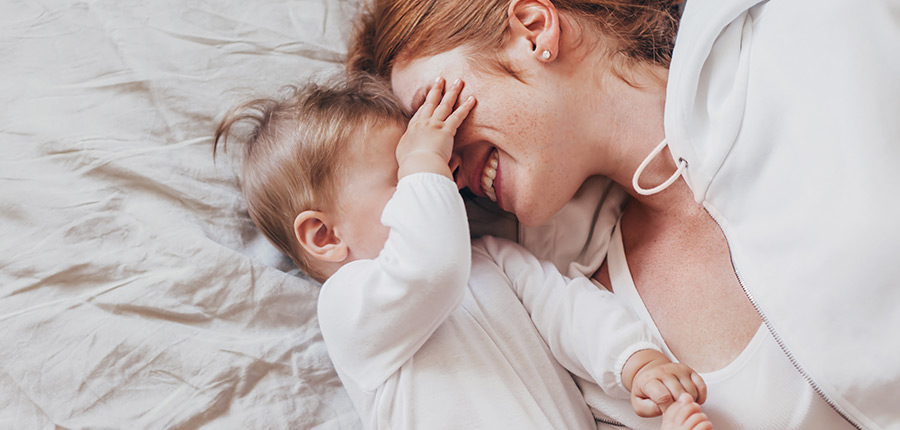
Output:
top-left (507, 0), bottom-right (560, 62)
top-left (294, 210), bottom-right (348, 263)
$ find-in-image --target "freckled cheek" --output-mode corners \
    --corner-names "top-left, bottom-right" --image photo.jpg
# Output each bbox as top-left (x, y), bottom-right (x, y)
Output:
top-left (496, 110), bottom-right (541, 163)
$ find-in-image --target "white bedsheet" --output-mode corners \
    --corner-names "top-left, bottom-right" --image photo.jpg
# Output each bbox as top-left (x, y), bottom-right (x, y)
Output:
top-left (0, 0), bottom-right (363, 428)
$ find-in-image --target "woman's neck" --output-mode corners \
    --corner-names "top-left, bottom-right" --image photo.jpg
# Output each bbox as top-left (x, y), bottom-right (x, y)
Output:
top-left (575, 57), bottom-right (698, 218)
top-left (548, 24), bottom-right (698, 218)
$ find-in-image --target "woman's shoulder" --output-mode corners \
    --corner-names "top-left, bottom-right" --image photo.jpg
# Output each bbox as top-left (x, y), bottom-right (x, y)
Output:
top-left (519, 177), bottom-right (627, 279)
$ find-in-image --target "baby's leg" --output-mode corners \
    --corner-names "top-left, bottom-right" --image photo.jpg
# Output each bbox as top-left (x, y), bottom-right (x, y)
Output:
top-left (660, 393), bottom-right (712, 430)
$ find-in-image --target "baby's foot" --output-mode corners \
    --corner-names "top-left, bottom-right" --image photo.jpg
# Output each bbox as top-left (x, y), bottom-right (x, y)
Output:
top-left (661, 393), bottom-right (712, 430)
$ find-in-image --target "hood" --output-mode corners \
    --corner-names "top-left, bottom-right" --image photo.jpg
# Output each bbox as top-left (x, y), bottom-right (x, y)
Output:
top-left (664, 0), bottom-right (767, 203)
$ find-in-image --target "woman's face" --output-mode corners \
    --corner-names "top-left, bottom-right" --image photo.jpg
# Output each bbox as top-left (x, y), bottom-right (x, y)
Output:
top-left (391, 47), bottom-right (593, 226)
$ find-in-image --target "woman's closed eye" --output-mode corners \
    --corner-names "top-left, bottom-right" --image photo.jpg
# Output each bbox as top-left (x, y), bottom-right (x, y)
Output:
top-left (408, 87), bottom-right (427, 114)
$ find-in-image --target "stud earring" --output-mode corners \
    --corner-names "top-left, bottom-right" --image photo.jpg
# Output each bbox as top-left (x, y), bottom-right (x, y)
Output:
top-left (541, 50), bottom-right (551, 60)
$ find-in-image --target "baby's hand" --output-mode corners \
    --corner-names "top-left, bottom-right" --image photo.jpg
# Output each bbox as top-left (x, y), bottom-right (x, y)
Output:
top-left (625, 349), bottom-right (707, 417)
top-left (396, 77), bottom-right (475, 179)
top-left (661, 393), bottom-right (712, 430)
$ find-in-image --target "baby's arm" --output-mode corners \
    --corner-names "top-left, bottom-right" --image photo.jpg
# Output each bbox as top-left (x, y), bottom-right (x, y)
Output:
top-left (477, 236), bottom-right (705, 417)
top-left (317, 80), bottom-right (475, 391)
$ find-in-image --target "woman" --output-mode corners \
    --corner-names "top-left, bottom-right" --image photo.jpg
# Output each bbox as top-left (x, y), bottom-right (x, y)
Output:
top-left (349, 0), bottom-right (900, 429)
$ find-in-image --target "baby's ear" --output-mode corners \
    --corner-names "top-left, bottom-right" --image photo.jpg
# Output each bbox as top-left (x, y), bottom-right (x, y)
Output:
top-left (294, 211), bottom-right (348, 263)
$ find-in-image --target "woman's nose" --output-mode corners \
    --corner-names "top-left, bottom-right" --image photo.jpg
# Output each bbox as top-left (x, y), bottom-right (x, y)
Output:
top-left (449, 154), bottom-right (464, 190)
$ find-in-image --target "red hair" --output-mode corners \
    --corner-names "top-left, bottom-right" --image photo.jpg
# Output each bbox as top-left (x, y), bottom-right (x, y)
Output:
top-left (348, 0), bottom-right (682, 78)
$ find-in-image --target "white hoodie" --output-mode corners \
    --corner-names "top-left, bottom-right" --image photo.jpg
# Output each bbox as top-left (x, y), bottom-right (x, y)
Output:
top-left (665, 1), bottom-right (900, 428)
top-left (522, 0), bottom-right (900, 428)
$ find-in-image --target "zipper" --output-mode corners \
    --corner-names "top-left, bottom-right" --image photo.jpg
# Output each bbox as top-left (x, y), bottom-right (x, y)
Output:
top-left (594, 416), bottom-right (625, 427)
top-left (704, 206), bottom-right (864, 430)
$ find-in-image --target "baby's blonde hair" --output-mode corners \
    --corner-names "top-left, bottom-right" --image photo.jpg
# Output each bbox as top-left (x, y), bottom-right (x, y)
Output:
top-left (214, 74), bottom-right (408, 282)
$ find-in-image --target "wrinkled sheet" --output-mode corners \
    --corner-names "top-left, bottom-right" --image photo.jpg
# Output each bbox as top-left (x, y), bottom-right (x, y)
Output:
top-left (0, 0), bottom-right (363, 428)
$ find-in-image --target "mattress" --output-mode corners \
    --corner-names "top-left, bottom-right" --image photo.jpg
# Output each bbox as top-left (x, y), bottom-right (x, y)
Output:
top-left (0, 0), bottom-right (363, 428)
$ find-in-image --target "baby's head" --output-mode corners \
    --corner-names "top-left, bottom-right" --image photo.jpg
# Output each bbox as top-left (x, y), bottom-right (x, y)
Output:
top-left (214, 74), bottom-right (408, 282)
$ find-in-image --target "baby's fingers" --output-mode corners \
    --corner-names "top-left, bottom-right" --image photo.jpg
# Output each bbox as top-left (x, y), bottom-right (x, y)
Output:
top-left (685, 413), bottom-right (713, 430)
top-left (660, 364), bottom-right (705, 405)
top-left (634, 379), bottom-right (672, 417)
top-left (444, 95), bottom-right (476, 131)
top-left (644, 377), bottom-right (677, 407)
top-left (660, 374), bottom-right (689, 408)
top-left (632, 394), bottom-right (662, 418)
top-left (676, 375), bottom-right (700, 401)
top-left (433, 78), bottom-right (463, 120)
top-left (690, 372), bottom-right (707, 404)
top-left (663, 394), bottom-right (712, 430)
top-left (667, 394), bottom-right (701, 425)
top-left (414, 77), bottom-right (445, 120)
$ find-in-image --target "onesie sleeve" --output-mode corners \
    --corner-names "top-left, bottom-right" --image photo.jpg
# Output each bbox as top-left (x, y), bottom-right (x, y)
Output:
top-left (476, 236), bottom-right (660, 399)
top-left (317, 173), bottom-right (470, 392)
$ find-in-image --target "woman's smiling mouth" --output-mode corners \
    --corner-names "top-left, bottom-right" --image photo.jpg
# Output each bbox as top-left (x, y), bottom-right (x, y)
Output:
top-left (481, 148), bottom-right (499, 202)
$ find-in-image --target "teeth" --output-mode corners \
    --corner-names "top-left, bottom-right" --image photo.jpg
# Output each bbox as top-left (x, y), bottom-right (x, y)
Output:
top-left (481, 149), bottom-right (499, 202)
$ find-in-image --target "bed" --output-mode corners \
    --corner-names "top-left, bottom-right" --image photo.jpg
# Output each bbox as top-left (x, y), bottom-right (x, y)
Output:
top-left (0, 0), bottom-right (365, 428)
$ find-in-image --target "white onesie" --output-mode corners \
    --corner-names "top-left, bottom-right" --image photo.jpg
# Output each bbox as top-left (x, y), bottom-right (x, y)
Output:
top-left (318, 173), bottom-right (660, 430)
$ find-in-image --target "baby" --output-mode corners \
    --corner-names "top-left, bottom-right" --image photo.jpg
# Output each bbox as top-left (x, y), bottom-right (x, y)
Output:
top-left (214, 74), bottom-right (712, 430)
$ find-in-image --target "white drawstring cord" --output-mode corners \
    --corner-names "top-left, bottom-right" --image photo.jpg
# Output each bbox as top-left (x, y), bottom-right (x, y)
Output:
top-left (632, 138), bottom-right (688, 196)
